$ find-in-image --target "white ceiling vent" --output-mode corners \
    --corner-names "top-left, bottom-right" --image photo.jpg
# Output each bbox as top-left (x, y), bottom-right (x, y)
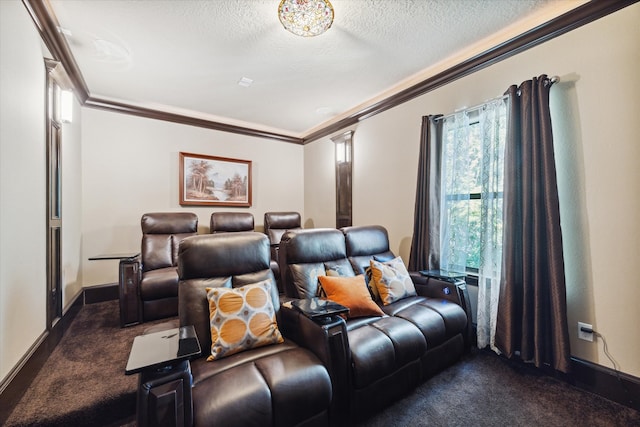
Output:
top-left (238, 77), bottom-right (253, 88)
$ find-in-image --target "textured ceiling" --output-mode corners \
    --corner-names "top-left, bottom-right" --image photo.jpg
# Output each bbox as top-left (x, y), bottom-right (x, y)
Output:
top-left (48, 0), bottom-right (584, 138)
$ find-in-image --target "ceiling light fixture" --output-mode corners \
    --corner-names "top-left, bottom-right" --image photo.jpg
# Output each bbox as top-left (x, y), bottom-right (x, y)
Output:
top-left (278, 0), bottom-right (334, 37)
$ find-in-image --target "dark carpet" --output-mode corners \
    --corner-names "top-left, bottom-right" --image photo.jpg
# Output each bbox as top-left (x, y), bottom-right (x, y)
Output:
top-left (357, 349), bottom-right (640, 427)
top-left (5, 300), bottom-right (169, 427)
top-left (5, 300), bottom-right (640, 426)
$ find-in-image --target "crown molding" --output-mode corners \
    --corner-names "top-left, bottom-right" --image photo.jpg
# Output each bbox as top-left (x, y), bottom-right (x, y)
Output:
top-left (23, 0), bottom-right (637, 145)
top-left (22, 0), bottom-right (304, 145)
top-left (84, 96), bottom-right (304, 144)
top-left (301, 0), bottom-right (638, 143)
top-left (23, 0), bottom-right (89, 103)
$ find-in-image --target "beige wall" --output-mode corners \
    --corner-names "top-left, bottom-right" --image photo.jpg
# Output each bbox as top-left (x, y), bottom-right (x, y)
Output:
top-left (0, 1), bottom-right (84, 384)
top-left (80, 109), bottom-right (305, 286)
top-left (0, 0), bottom-right (48, 382)
top-left (62, 97), bottom-right (84, 308)
top-left (303, 133), bottom-right (337, 229)
top-left (305, 4), bottom-right (640, 377)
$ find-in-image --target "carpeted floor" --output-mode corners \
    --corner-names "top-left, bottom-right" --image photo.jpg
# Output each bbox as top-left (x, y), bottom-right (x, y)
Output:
top-left (357, 349), bottom-right (640, 427)
top-left (5, 300), bottom-right (170, 427)
top-left (5, 300), bottom-right (640, 426)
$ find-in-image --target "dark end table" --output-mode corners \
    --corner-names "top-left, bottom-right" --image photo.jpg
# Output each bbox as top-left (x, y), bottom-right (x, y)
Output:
top-left (88, 252), bottom-right (139, 261)
top-left (290, 297), bottom-right (349, 320)
top-left (125, 325), bottom-right (201, 375)
top-left (88, 252), bottom-right (141, 327)
top-left (126, 325), bottom-right (201, 427)
top-left (419, 269), bottom-right (466, 281)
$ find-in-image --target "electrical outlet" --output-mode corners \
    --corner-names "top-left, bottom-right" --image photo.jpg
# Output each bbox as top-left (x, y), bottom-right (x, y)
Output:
top-left (578, 322), bottom-right (593, 342)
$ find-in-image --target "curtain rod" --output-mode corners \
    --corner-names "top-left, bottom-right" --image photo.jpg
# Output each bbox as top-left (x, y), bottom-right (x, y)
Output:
top-left (434, 75), bottom-right (559, 122)
top-left (434, 94), bottom-right (508, 122)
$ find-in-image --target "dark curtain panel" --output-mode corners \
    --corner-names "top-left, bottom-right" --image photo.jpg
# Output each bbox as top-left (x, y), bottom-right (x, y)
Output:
top-left (409, 115), bottom-right (443, 271)
top-left (495, 75), bottom-right (571, 373)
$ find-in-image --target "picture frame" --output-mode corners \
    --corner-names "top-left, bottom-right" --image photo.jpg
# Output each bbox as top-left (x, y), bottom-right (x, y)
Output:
top-left (179, 152), bottom-right (252, 207)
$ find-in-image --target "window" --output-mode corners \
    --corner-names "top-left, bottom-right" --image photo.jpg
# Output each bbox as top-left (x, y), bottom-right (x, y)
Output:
top-left (439, 99), bottom-right (507, 275)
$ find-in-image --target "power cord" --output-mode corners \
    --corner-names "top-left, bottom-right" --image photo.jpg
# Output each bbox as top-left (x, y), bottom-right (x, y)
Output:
top-left (580, 326), bottom-right (631, 401)
top-left (593, 331), bottom-right (620, 375)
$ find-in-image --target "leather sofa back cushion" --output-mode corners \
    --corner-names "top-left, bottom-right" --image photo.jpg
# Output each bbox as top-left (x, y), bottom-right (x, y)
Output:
top-left (281, 228), bottom-right (346, 264)
top-left (142, 234), bottom-right (172, 271)
top-left (264, 212), bottom-right (301, 245)
top-left (267, 229), bottom-right (288, 246)
top-left (349, 252), bottom-right (395, 276)
top-left (318, 275), bottom-right (384, 318)
top-left (369, 257), bottom-right (417, 305)
top-left (343, 225), bottom-right (390, 256)
top-left (289, 264), bottom-right (325, 299)
top-left (343, 225), bottom-right (395, 275)
top-left (289, 258), bottom-right (355, 299)
top-left (142, 233), bottom-right (193, 271)
top-left (206, 279), bottom-right (283, 361)
top-left (140, 212), bottom-right (198, 272)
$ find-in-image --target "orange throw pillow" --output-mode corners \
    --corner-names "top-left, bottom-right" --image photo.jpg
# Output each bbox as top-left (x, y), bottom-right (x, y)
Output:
top-left (318, 275), bottom-right (385, 318)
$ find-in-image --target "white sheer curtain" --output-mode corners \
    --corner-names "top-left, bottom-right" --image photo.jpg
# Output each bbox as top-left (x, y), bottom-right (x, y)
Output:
top-left (440, 111), bottom-right (471, 272)
top-left (440, 98), bottom-right (507, 351)
top-left (476, 99), bottom-right (507, 351)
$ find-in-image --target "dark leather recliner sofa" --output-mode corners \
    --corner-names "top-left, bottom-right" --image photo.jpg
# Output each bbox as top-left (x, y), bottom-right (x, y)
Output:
top-left (278, 225), bottom-right (470, 423)
top-left (177, 232), bottom-right (338, 427)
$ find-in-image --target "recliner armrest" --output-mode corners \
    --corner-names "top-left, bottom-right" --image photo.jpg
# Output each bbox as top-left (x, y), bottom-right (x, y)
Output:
top-left (278, 304), bottom-right (350, 424)
top-left (410, 272), bottom-right (473, 348)
top-left (410, 272), bottom-right (464, 303)
top-left (137, 360), bottom-right (193, 427)
top-left (279, 304), bottom-right (348, 376)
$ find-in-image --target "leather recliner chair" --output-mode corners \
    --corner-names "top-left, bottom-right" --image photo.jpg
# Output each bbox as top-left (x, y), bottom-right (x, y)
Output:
top-left (264, 211), bottom-right (302, 293)
top-left (209, 211), bottom-right (254, 233)
top-left (124, 212), bottom-right (198, 323)
top-left (177, 232), bottom-right (335, 426)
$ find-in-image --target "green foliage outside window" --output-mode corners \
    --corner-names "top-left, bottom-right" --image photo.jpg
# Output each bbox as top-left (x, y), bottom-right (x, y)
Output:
top-left (441, 105), bottom-right (506, 274)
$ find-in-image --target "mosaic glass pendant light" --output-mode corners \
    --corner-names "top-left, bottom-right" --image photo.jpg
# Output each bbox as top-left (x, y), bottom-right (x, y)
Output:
top-left (278, 0), bottom-right (334, 37)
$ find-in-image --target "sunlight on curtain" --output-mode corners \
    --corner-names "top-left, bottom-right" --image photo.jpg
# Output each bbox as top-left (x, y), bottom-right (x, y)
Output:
top-left (440, 111), bottom-right (472, 272)
top-left (476, 99), bottom-right (507, 351)
top-left (440, 98), bottom-right (507, 351)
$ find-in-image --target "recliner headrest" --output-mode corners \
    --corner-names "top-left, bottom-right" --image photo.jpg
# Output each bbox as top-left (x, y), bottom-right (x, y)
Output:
top-left (279, 228), bottom-right (346, 264)
top-left (141, 212), bottom-right (198, 234)
top-left (342, 225), bottom-right (390, 257)
top-left (178, 232), bottom-right (270, 279)
top-left (210, 212), bottom-right (254, 233)
top-left (264, 211), bottom-right (301, 230)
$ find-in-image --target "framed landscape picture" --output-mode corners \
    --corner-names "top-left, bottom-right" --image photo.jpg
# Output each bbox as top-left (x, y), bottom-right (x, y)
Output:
top-left (179, 152), bottom-right (252, 207)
